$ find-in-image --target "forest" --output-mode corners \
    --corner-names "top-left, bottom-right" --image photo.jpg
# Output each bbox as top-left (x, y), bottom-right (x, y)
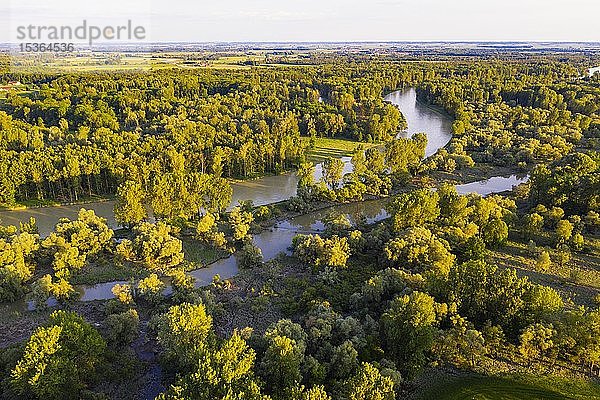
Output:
top-left (0, 52), bottom-right (599, 400)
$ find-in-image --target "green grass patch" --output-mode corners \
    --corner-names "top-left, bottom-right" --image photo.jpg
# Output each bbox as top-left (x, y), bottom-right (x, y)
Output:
top-left (181, 238), bottom-right (228, 266)
top-left (304, 137), bottom-right (378, 164)
top-left (72, 261), bottom-right (144, 285)
top-left (1, 194), bottom-right (114, 211)
top-left (414, 372), bottom-right (600, 400)
top-left (486, 237), bottom-right (600, 306)
top-left (0, 198), bottom-right (60, 210)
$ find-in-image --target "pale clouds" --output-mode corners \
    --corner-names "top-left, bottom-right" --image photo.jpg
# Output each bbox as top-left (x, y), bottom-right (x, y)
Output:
top-left (1, 0), bottom-right (598, 42)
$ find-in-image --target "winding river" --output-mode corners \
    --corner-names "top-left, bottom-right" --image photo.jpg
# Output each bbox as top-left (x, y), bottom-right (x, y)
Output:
top-left (0, 88), bottom-right (452, 237)
top-left (0, 88), bottom-right (528, 306)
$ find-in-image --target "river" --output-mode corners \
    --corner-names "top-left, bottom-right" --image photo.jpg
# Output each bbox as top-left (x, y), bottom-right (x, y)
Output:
top-left (0, 88), bottom-right (528, 306)
top-left (0, 88), bottom-right (452, 237)
top-left (385, 88), bottom-right (453, 157)
top-left (76, 171), bottom-right (527, 303)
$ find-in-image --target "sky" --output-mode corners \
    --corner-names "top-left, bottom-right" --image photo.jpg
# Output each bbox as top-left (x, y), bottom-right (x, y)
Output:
top-left (1, 0), bottom-right (599, 43)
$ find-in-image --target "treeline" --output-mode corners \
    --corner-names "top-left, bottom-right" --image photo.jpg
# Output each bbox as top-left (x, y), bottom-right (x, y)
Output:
top-left (416, 61), bottom-right (599, 171)
top-left (5, 59), bottom-right (596, 206)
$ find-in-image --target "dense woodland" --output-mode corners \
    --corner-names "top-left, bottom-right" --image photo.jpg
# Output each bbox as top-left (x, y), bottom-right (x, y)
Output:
top-left (0, 54), bottom-right (600, 399)
top-left (0, 65), bottom-right (405, 208)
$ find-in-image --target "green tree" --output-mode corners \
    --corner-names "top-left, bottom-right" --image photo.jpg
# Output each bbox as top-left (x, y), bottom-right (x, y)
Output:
top-left (570, 233), bottom-right (585, 251)
top-left (168, 268), bottom-right (197, 303)
top-left (525, 284), bottom-right (563, 319)
top-left (10, 311), bottom-right (106, 400)
top-left (31, 274), bottom-right (76, 304)
top-left (137, 273), bottom-right (166, 304)
top-left (157, 302), bottom-right (214, 372)
top-left (10, 326), bottom-right (66, 398)
top-left (342, 362), bottom-right (395, 400)
top-left (437, 184), bottom-right (470, 226)
top-left (386, 190), bottom-right (439, 232)
top-left (519, 323), bottom-right (556, 360)
top-left (261, 335), bottom-right (304, 397)
top-left (112, 283), bottom-right (134, 305)
top-left (0, 230), bottom-right (39, 302)
top-left (229, 206), bottom-right (254, 242)
top-left (49, 241), bottom-right (86, 280)
top-left (158, 330), bottom-right (264, 400)
top-left (535, 251), bottom-right (551, 272)
top-left (481, 218), bottom-right (509, 248)
top-left (384, 135), bottom-right (426, 175)
top-left (293, 234), bottom-right (350, 269)
top-left (447, 260), bottom-right (529, 332)
top-left (238, 242), bottom-right (263, 269)
top-left (196, 213), bottom-right (227, 249)
top-left (127, 222), bottom-right (184, 272)
top-left (381, 291), bottom-right (440, 377)
top-left (556, 244), bottom-right (572, 268)
top-left (434, 315), bottom-right (486, 369)
top-left (351, 148), bottom-right (367, 177)
top-left (298, 162), bottom-right (316, 188)
top-left (555, 219), bottom-right (574, 245)
top-left (49, 208), bottom-right (114, 256)
top-left (330, 340), bottom-right (359, 380)
top-left (384, 227), bottom-right (454, 276)
top-left (104, 309), bottom-right (140, 347)
top-left (523, 213), bottom-right (544, 239)
top-left (114, 180), bottom-right (147, 227)
top-left (290, 385), bottom-right (331, 400)
top-left (322, 157), bottom-right (344, 190)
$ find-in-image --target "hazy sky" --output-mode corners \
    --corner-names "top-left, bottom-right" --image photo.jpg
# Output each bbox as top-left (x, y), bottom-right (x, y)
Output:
top-left (1, 0), bottom-right (599, 43)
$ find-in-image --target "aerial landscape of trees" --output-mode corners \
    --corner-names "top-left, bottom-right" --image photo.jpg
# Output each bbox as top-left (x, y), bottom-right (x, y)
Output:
top-left (0, 50), bottom-right (599, 399)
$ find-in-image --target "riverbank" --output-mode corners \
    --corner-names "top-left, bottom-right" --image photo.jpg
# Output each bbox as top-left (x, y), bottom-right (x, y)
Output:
top-left (0, 86), bottom-right (534, 310)
top-left (430, 163), bottom-right (523, 186)
top-left (67, 165), bottom-right (529, 298)
top-left (265, 162), bottom-right (523, 225)
top-left (0, 137), bottom-right (378, 213)
top-left (0, 87), bottom-right (467, 303)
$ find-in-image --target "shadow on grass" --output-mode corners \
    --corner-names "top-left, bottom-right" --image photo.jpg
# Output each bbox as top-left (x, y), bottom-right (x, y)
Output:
top-left (416, 374), bottom-right (600, 400)
top-left (307, 148), bottom-right (352, 163)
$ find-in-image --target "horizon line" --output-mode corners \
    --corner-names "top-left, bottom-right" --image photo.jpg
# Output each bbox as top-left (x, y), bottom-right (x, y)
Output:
top-left (1, 40), bottom-right (600, 46)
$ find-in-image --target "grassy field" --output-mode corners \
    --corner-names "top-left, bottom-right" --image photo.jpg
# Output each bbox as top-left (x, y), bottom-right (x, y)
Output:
top-left (72, 239), bottom-right (227, 285)
top-left (6, 52), bottom-right (277, 73)
top-left (304, 137), bottom-right (379, 164)
top-left (72, 261), bottom-right (143, 285)
top-left (181, 237), bottom-right (228, 267)
top-left (4, 49), bottom-right (329, 74)
top-left (414, 373), bottom-right (600, 400)
top-left (487, 232), bottom-right (600, 306)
